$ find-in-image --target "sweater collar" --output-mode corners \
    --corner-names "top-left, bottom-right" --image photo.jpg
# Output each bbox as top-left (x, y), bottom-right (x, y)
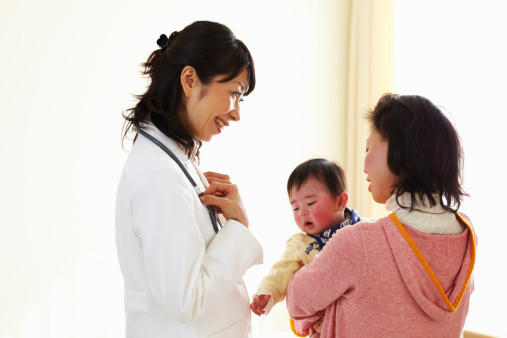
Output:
top-left (386, 193), bottom-right (465, 234)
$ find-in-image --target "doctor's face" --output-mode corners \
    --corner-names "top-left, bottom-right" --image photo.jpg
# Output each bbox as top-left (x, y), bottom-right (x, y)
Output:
top-left (185, 69), bottom-right (248, 142)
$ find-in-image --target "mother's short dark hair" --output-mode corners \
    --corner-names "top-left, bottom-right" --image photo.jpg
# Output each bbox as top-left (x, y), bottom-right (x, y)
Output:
top-left (367, 94), bottom-right (466, 212)
top-left (123, 21), bottom-right (256, 157)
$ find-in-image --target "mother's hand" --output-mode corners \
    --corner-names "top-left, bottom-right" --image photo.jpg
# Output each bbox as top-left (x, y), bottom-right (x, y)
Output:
top-left (200, 182), bottom-right (249, 228)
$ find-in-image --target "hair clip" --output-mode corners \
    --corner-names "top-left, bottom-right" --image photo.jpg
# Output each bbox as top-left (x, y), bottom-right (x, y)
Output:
top-left (157, 34), bottom-right (170, 49)
top-left (157, 31), bottom-right (179, 50)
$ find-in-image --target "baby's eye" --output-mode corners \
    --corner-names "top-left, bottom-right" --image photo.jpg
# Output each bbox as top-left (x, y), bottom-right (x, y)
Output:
top-left (365, 147), bottom-right (369, 153)
top-left (307, 202), bottom-right (316, 206)
top-left (293, 207), bottom-right (299, 211)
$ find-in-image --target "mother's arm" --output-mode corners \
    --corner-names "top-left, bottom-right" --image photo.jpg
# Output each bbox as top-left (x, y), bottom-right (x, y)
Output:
top-left (286, 225), bottom-right (365, 319)
top-left (132, 170), bottom-right (262, 323)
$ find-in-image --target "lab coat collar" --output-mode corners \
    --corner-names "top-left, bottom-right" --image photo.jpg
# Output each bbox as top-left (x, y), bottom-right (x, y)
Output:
top-left (139, 121), bottom-right (193, 164)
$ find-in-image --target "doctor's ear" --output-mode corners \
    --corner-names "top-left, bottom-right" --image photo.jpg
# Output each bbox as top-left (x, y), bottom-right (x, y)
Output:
top-left (180, 66), bottom-right (202, 98)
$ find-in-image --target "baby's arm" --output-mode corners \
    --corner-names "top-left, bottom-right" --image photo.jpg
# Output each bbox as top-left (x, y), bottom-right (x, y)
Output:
top-left (250, 236), bottom-right (305, 315)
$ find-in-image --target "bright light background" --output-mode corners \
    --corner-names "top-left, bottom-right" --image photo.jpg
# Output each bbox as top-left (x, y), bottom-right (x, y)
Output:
top-left (0, 0), bottom-right (349, 337)
top-left (394, 0), bottom-right (507, 336)
top-left (1, 0), bottom-right (505, 337)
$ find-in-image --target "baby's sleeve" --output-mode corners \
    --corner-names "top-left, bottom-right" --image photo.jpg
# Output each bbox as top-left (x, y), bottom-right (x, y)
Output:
top-left (256, 236), bottom-right (305, 308)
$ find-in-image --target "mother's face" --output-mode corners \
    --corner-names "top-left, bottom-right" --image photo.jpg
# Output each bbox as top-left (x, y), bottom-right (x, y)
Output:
top-left (364, 128), bottom-right (397, 204)
top-left (181, 67), bottom-right (248, 142)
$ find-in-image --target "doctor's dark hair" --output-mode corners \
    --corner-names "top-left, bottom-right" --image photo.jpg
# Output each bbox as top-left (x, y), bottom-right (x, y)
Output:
top-left (122, 21), bottom-right (256, 157)
top-left (367, 93), bottom-right (467, 212)
top-left (287, 159), bottom-right (347, 197)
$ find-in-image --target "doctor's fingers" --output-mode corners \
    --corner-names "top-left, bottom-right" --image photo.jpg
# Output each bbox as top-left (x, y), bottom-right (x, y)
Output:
top-left (204, 171), bottom-right (232, 189)
top-left (200, 193), bottom-right (248, 227)
top-left (200, 184), bottom-right (248, 227)
top-left (205, 176), bottom-right (231, 186)
top-left (203, 171), bottom-right (231, 185)
top-left (202, 182), bottom-right (239, 198)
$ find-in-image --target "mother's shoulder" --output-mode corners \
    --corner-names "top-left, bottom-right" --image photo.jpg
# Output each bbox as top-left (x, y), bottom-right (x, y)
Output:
top-left (347, 216), bottom-right (392, 233)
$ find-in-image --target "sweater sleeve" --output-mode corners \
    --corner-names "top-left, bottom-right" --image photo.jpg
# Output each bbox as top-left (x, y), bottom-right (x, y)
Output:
top-left (257, 237), bottom-right (305, 306)
top-left (286, 225), bottom-right (365, 318)
top-left (132, 170), bottom-right (263, 323)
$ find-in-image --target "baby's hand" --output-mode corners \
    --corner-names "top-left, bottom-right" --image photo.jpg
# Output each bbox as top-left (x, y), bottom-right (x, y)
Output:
top-left (250, 294), bottom-right (271, 316)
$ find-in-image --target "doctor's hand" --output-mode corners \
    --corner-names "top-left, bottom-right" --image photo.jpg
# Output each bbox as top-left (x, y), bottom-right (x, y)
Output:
top-left (203, 171), bottom-right (232, 186)
top-left (200, 182), bottom-right (249, 228)
top-left (203, 172), bottom-right (231, 214)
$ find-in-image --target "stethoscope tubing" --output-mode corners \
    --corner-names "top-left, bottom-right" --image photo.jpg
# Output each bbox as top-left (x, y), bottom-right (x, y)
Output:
top-left (137, 128), bottom-right (220, 233)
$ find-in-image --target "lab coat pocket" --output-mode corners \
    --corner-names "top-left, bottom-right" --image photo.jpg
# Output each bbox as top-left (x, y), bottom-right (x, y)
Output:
top-left (125, 289), bottom-right (150, 312)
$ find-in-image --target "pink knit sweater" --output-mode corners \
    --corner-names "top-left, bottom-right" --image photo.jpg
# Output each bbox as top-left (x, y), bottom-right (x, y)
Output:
top-left (286, 214), bottom-right (476, 337)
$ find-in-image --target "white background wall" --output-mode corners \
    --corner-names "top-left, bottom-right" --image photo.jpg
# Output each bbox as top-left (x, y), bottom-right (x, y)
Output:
top-left (0, 1), bottom-right (350, 337)
top-left (2, 0), bottom-right (505, 337)
top-left (394, 0), bottom-right (507, 336)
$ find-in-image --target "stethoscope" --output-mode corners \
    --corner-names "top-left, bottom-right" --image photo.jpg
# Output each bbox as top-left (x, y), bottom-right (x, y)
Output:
top-left (137, 128), bottom-right (221, 233)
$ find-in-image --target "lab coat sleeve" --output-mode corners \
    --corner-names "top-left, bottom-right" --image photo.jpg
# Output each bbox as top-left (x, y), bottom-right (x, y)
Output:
top-left (132, 170), bottom-right (263, 323)
top-left (286, 225), bottom-right (364, 319)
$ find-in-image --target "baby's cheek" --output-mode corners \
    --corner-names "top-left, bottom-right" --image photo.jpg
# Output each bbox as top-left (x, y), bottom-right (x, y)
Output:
top-left (312, 205), bottom-right (335, 224)
top-left (293, 215), bottom-right (304, 229)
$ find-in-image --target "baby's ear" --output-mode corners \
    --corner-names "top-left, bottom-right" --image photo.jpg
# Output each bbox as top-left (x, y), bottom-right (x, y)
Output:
top-left (336, 192), bottom-right (348, 211)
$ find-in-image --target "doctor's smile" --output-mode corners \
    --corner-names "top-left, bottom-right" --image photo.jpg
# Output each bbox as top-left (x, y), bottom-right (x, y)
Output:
top-left (215, 116), bottom-right (227, 130)
top-left (183, 67), bottom-right (247, 142)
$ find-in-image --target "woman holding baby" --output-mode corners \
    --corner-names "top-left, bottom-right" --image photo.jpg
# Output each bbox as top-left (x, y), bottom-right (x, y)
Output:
top-left (286, 94), bottom-right (476, 337)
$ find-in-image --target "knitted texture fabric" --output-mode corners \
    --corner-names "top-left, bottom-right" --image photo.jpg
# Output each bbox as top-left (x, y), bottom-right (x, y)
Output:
top-left (287, 215), bottom-right (476, 337)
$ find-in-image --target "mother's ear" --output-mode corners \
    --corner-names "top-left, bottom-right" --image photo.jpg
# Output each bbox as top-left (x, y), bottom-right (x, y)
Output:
top-left (180, 65), bottom-right (202, 98)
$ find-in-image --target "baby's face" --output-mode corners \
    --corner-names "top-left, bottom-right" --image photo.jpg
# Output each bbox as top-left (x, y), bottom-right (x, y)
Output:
top-left (289, 176), bottom-right (345, 235)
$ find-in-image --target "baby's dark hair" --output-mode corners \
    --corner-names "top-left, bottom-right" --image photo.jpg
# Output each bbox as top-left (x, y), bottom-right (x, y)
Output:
top-left (367, 93), bottom-right (467, 211)
top-left (287, 159), bottom-right (347, 196)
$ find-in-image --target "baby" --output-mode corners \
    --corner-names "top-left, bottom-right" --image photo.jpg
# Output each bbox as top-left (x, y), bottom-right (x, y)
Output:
top-left (250, 158), bottom-right (362, 337)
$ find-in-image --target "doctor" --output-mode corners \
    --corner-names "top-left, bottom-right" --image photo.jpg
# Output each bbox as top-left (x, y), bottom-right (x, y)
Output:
top-left (116, 21), bottom-right (263, 338)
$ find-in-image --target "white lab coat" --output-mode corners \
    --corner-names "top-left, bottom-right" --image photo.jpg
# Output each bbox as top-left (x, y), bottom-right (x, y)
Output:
top-left (115, 122), bottom-right (263, 338)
